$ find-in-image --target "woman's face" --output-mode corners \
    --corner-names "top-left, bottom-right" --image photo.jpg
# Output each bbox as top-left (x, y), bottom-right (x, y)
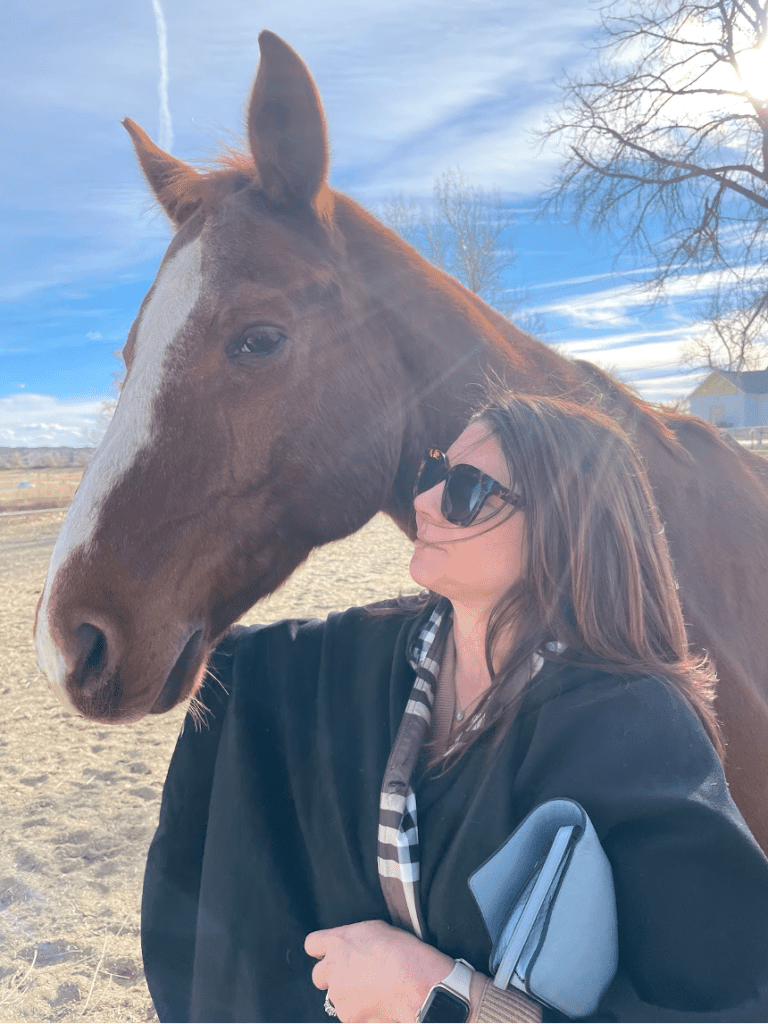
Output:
top-left (409, 422), bottom-right (526, 614)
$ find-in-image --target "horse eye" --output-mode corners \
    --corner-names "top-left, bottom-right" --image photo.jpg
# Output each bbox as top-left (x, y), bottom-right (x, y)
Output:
top-left (232, 325), bottom-right (286, 357)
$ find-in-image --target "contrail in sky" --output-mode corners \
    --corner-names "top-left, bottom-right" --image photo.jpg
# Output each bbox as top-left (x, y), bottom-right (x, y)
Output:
top-left (151, 0), bottom-right (174, 152)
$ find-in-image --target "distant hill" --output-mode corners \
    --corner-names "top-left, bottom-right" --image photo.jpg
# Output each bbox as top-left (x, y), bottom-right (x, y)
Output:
top-left (0, 447), bottom-right (95, 470)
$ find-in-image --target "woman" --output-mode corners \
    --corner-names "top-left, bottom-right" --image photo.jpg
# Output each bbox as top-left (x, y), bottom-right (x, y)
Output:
top-left (142, 395), bottom-right (768, 1023)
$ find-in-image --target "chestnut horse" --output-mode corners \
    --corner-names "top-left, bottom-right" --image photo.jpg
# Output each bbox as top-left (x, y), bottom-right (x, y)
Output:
top-left (35, 31), bottom-right (768, 852)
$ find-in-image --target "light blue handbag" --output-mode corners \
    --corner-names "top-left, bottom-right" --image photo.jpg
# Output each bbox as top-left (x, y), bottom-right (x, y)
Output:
top-left (468, 799), bottom-right (619, 1019)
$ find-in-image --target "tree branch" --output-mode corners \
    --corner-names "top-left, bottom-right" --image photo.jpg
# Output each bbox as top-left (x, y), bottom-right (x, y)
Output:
top-left (540, 0), bottom-right (768, 368)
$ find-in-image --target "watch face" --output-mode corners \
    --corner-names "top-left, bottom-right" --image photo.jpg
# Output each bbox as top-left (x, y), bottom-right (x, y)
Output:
top-left (421, 987), bottom-right (470, 1023)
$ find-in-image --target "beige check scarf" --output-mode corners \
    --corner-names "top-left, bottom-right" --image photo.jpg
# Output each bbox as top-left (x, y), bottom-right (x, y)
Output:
top-left (376, 602), bottom-right (554, 937)
top-left (376, 600), bottom-right (449, 937)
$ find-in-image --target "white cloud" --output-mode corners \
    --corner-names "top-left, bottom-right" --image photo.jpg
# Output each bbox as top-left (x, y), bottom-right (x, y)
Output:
top-left (551, 335), bottom-right (703, 404)
top-left (311, 5), bottom-right (597, 196)
top-left (529, 265), bottom-right (768, 403)
top-left (527, 265), bottom-right (729, 403)
top-left (558, 325), bottom-right (690, 355)
top-left (0, 394), bottom-right (106, 447)
top-left (534, 276), bottom-right (688, 329)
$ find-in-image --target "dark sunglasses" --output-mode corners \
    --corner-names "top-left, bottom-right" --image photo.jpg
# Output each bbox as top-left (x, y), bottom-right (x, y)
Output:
top-left (413, 448), bottom-right (524, 526)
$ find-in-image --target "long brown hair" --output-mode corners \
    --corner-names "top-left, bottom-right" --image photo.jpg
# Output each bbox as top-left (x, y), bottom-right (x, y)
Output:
top-left (438, 393), bottom-right (723, 763)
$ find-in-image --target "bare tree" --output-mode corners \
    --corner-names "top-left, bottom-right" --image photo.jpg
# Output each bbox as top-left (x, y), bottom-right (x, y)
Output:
top-left (86, 349), bottom-right (124, 445)
top-left (540, 0), bottom-right (768, 371)
top-left (381, 169), bottom-right (542, 331)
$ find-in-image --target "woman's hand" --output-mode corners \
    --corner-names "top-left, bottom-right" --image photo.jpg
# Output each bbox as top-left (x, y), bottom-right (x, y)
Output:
top-left (305, 919), bottom-right (454, 1023)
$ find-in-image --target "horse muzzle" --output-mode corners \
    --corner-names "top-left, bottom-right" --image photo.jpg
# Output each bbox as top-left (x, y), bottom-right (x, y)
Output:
top-left (36, 599), bottom-right (209, 723)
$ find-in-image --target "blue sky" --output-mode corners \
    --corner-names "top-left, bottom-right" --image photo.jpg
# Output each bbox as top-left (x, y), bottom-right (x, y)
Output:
top-left (1, 0), bottom-right (712, 445)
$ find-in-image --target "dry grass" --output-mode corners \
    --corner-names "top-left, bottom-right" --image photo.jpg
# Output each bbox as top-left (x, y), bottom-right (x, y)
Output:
top-left (0, 486), bottom-right (418, 1023)
top-left (0, 469), bottom-right (84, 515)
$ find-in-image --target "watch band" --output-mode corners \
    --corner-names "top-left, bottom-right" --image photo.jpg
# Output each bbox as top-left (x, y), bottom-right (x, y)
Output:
top-left (417, 958), bottom-right (474, 1022)
top-left (439, 959), bottom-right (474, 1001)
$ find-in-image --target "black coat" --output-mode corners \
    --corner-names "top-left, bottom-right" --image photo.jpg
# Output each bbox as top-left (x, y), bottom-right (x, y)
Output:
top-left (142, 605), bottom-right (768, 1022)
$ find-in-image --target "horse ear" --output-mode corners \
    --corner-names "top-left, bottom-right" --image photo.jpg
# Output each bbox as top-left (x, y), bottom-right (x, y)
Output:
top-left (122, 118), bottom-right (204, 228)
top-left (248, 31), bottom-right (331, 213)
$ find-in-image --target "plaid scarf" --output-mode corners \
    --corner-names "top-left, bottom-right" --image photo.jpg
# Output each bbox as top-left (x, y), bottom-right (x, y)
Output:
top-left (376, 600), bottom-right (449, 937)
top-left (376, 601), bottom-right (553, 937)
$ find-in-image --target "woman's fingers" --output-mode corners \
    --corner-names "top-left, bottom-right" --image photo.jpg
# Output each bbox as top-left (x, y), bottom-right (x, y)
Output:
top-left (306, 931), bottom-right (331, 992)
top-left (311, 958), bottom-right (329, 991)
top-left (305, 929), bottom-right (329, 959)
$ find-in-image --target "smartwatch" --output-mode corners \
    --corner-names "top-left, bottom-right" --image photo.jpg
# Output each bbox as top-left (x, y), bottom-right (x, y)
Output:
top-left (417, 958), bottom-right (473, 1023)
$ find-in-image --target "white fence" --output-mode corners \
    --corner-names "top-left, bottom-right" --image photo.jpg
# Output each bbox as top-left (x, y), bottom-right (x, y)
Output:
top-left (720, 426), bottom-right (768, 449)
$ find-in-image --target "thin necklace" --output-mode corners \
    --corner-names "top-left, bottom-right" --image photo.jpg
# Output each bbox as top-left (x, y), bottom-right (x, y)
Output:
top-left (454, 680), bottom-right (465, 722)
top-left (448, 629), bottom-right (480, 723)
top-left (442, 628), bottom-right (466, 722)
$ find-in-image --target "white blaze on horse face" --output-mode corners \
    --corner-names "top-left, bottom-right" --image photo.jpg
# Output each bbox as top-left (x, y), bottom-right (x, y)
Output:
top-left (35, 237), bottom-right (204, 698)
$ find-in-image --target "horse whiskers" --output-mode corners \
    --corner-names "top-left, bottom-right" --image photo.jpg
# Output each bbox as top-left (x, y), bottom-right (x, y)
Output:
top-left (185, 692), bottom-right (209, 731)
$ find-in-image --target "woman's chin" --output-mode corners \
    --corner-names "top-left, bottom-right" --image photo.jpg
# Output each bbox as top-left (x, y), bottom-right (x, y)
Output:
top-left (409, 544), bottom-right (446, 592)
top-left (409, 552), bottom-right (427, 589)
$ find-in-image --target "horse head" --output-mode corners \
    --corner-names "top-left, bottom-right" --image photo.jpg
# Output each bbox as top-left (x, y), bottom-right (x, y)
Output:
top-left (35, 32), bottom-right (447, 722)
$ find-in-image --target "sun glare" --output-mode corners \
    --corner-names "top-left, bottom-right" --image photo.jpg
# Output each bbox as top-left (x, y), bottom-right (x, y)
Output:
top-left (737, 44), bottom-right (768, 101)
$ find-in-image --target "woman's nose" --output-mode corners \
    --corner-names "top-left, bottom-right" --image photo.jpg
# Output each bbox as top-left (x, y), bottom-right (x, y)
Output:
top-left (414, 480), bottom-right (445, 521)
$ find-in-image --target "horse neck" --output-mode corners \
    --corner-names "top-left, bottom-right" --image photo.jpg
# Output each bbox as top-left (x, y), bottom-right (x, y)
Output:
top-left (333, 194), bottom-right (584, 529)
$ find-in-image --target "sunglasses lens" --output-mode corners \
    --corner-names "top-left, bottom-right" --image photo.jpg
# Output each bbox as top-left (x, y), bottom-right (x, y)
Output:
top-left (415, 451), bottom-right (447, 496)
top-left (443, 465), bottom-right (485, 525)
top-left (415, 450), bottom-right (512, 526)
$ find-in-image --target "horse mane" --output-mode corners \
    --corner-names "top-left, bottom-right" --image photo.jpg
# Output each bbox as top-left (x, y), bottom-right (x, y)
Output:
top-left (568, 360), bottom-right (695, 462)
top-left (211, 144), bottom-right (257, 176)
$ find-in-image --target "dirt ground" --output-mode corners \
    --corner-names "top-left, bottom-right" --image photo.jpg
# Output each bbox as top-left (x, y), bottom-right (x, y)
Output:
top-left (0, 504), bottom-right (418, 1023)
top-left (0, 469), bottom-right (83, 515)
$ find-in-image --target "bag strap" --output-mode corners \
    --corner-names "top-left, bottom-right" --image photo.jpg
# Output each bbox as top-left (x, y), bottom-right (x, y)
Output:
top-left (493, 825), bottom-right (576, 990)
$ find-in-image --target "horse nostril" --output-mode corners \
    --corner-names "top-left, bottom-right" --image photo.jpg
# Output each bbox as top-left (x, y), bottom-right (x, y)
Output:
top-left (74, 623), bottom-right (109, 693)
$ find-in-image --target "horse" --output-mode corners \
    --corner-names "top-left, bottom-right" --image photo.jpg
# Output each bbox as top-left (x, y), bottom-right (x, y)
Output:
top-left (34, 30), bottom-right (768, 854)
